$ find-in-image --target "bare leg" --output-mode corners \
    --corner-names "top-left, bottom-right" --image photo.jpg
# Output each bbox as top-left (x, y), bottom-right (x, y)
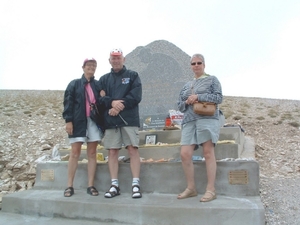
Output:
top-left (180, 145), bottom-right (196, 191)
top-left (67, 142), bottom-right (82, 188)
top-left (127, 146), bottom-right (140, 178)
top-left (202, 140), bottom-right (216, 192)
top-left (86, 141), bottom-right (98, 187)
top-left (108, 149), bottom-right (119, 179)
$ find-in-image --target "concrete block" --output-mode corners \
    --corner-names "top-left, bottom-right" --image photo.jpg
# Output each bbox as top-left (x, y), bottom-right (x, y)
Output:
top-left (34, 160), bottom-right (260, 196)
top-left (2, 190), bottom-right (265, 225)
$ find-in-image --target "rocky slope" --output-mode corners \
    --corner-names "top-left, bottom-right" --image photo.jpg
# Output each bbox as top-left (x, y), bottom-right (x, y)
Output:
top-left (1, 90), bottom-right (300, 224)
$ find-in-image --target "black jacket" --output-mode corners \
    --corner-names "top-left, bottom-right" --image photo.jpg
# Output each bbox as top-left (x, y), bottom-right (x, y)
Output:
top-left (62, 75), bottom-right (101, 137)
top-left (98, 66), bottom-right (142, 129)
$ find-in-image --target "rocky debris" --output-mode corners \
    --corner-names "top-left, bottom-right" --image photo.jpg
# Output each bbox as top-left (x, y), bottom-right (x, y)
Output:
top-left (1, 90), bottom-right (300, 224)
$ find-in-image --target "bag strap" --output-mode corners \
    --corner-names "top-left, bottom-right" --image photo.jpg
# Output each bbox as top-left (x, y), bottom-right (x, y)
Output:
top-left (85, 86), bottom-right (92, 105)
top-left (191, 80), bottom-right (197, 95)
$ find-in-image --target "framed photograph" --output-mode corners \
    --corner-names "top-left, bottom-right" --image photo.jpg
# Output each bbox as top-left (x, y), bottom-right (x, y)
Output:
top-left (145, 134), bottom-right (157, 145)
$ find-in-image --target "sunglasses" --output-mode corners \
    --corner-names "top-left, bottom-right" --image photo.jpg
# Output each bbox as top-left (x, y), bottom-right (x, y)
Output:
top-left (191, 62), bottom-right (203, 66)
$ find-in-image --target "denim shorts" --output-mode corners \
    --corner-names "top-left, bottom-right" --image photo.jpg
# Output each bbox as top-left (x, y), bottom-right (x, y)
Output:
top-left (180, 119), bottom-right (220, 146)
top-left (69, 117), bottom-right (103, 144)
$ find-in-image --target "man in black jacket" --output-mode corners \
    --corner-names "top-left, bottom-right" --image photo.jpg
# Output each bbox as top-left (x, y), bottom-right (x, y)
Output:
top-left (62, 58), bottom-right (102, 197)
top-left (98, 48), bottom-right (142, 198)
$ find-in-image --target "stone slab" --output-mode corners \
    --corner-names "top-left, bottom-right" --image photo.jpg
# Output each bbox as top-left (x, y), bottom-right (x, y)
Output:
top-left (33, 160), bottom-right (260, 196)
top-left (2, 190), bottom-right (265, 225)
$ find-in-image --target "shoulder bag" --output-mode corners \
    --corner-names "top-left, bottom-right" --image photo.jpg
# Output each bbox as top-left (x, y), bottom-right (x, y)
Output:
top-left (85, 89), bottom-right (105, 133)
top-left (191, 80), bottom-right (216, 116)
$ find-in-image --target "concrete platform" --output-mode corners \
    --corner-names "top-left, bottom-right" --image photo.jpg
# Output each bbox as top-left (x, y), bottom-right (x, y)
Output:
top-left (1, 126), bottom-right (265, 224)
top-left (33, 161), bottom-right (260, 196)
top-left (2, 190), bottom-right (265, 225)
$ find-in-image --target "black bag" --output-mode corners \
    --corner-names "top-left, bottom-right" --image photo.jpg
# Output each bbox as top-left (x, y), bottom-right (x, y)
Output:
top-left (85, 89), bottom-right (105, 133)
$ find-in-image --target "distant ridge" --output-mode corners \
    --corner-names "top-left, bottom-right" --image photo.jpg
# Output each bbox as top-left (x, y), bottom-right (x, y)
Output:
top-left (125, 40), bottom-right (192, 116)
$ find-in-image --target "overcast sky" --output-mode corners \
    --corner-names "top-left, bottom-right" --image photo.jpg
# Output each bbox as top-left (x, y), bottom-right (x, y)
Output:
top-left (1, 0), bottom-right (300, 100)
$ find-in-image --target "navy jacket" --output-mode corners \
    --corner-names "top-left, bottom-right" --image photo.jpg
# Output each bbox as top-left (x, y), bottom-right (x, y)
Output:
top-left (63, 75), bottom-right (101, 137)
top-left (98, 66), bottom-right (142, 129)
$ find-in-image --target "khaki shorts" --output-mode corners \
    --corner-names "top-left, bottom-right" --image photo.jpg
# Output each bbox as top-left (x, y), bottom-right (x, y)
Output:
top-left (103, 126), bottom-right (139, 150)
top-left (69, 117), bottom-right (103, 144)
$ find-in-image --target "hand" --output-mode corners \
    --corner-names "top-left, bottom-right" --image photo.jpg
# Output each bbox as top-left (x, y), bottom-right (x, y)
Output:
top-left (185, 94), bottom-right (198, 105)
top-left (66, 122), bottom-right (73, 135)
top-left (108, 108), bottom-right (120, 116)
top-left (100, 90), bottom-right (106, 97)
top-left (111, 100), bottom-right (124, 111)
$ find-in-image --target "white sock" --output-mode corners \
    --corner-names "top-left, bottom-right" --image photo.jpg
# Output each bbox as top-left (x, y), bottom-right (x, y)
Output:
top-left (112, 179), bottom-right (119, 187)
top-left (132, 178), bottom-right (139, 186)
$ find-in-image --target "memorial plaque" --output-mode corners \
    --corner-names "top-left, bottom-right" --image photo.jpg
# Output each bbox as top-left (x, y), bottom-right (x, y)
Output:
top-left (141, 114), bottom-right (166, 130)
top-left (229, 170), bottom-right (248, 185)
top-left (41, 169), bottom-right (54, 181)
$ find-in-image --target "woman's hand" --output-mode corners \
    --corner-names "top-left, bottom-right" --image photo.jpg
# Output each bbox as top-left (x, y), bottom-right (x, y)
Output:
top-left (108, 108), bottom-right (120, 116)
top-left (185, 94), bottom-right (198, 105)
top-left (65, 122), bottom-right (73, 135)
top-left (100, 90), bottom-right (106, 97)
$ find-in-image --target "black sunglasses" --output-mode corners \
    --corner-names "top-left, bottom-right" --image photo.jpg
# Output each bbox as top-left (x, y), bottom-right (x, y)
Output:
top-left (191, 62), bottom-right (203, 66)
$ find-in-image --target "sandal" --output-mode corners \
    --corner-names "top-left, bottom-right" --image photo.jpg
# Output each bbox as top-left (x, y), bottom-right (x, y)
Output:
top-left (104, 185), bottom-right (120, 198)
top-left (132, 185), bottom-right (142, 198)
top-left (200, 190), bottom-right (216, 202)
top-left (87, 186), bottom-right (99, 196)
top-left (64, 187), bottom-right (74, 197)
top-left (177, 188), bottom-right (197, 199)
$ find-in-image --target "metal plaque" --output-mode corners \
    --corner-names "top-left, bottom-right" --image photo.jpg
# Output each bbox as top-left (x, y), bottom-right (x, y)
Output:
top-left (41, 169), bottom-right (54, 181)
top-left (229, 170), bottom-right (248, 185)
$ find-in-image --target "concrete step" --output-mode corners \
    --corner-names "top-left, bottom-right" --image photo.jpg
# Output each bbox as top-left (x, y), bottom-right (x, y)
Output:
top-left (138, 127), bottom-right (244, 145)
top-left (59, 143), bottom-right (241, 161)
top-left (34, 160), bottom-right (259, 196)
top-left (0, 211), bottom-right (117, 225)
top-left (2, 189), bottom-right (265, 225)
top-left (59, 127), bottom-right (246, 161)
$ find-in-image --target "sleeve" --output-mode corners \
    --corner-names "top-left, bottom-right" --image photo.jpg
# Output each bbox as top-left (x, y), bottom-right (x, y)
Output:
top-left (177, 83), bottom-right (190, 113)
top-left (97, 75), bottom-right (113, 109)
top-left (62, 80), bottom-right (76, 123)
top-left (197, 76), bottom-right (223, 104)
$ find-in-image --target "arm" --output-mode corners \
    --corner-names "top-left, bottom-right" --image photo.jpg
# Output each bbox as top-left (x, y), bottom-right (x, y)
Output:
top-left (62, 81), bottom-right (75, 123)
top-left (62, 81), bottom-right (75, 135)
top-left (96, 76), bottom-right (125, 116)
top-left (197, 76), bottom-right (223, 104)
top-left (177, 83), bottom-right (191, 113)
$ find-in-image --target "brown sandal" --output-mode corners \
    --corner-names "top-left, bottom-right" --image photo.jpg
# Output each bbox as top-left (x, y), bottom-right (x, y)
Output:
top-left (200, 190), bottom-right (216, 202)
top-left (177, 188), bottom-right (197, 199)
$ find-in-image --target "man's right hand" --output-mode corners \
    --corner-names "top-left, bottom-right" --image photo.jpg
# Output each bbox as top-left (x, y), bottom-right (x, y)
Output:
top-left (111, 100), bottom-right (124, 111)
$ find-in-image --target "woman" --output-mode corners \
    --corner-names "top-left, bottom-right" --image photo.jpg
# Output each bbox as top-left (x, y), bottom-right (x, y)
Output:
top-left (177, 53), bottom-right (223, 202)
